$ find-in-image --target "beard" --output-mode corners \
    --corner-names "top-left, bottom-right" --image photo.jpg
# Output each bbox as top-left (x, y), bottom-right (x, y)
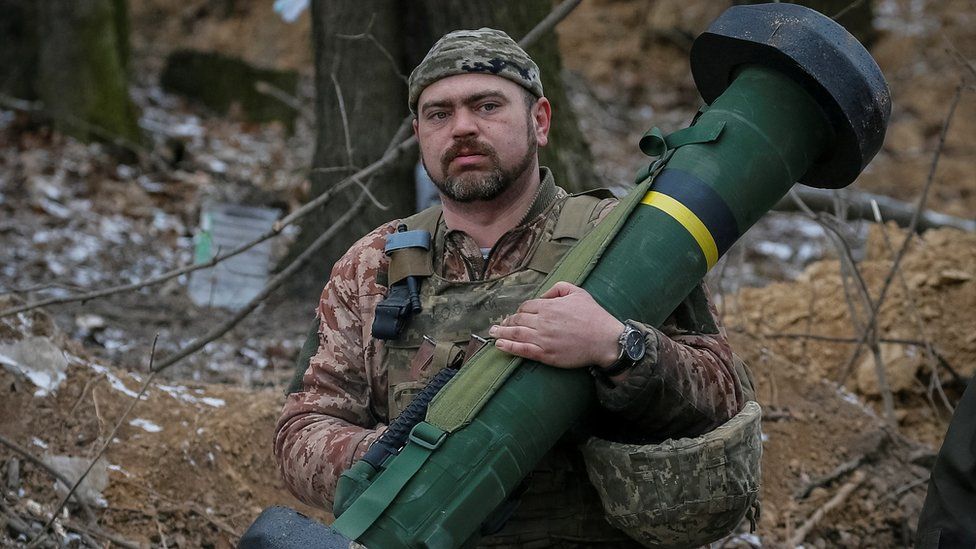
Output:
top-left (427, 135), bottom-right (537, 203)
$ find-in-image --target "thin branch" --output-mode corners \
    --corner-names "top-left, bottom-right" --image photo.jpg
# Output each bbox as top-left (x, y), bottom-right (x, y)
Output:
top-left (832, 0), bottom-right (866, 20)
top-left (872, 206), bottom-right (953, 415)
top-left (518, 0), bottom-right (583, 49)
top-left (791, 191), bottom-right (896, 425)
top-left (837, 82), bottom-right (965, 385)
top-left (30, 337), bottom-right (160, 548)
top-left (336, 14), bottom-right (407, 84)
top-left (58, 518), bottom-right (143, 549)
top-left (151, 186), bottom-right (374, 372)
top-left (749, 330), bottom-right (932, 347)
top-left (789, 471), bottom-right (865, 547)
top-left (0, 434), bottom-right (97, 524)
top-left (331, 68), bottom-right (355, 167)
top-left (254, 80), bottom-right (314, 119)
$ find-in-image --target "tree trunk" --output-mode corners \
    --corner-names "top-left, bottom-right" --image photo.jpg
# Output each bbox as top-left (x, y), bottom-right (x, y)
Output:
top-left (35, 0), bottom-right (141, 145)
top-left (287, 0), bottom-right (596, 297)
top-left (0, 0), bottom-right (39, 100)
top-left (284, 0), bottom-right (415, 296)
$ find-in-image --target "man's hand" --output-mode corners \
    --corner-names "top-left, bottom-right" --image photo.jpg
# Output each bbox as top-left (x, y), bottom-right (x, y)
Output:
top-left (489, 281), bottom-right (624, 369)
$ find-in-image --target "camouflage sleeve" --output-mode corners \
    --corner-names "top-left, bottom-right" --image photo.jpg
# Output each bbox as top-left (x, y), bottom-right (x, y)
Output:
top-left (593, 283), bottom-right (742, 441)
top-left (273, 223), bottom-right (395, 510)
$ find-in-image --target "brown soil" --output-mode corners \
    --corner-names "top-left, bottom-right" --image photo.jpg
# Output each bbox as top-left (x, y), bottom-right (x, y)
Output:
top-left (0, 298), bottom-right (326, 547)
top-left (2, 1), bottom-right (975, 548)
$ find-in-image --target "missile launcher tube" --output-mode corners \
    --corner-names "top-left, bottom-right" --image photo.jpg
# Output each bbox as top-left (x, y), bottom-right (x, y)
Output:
top-left (336, 64), bottom-right (832, 548)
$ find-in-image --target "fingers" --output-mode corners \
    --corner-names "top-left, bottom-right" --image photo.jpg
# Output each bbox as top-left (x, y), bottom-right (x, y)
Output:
top-left (493, 337), bottom-right (545, 362)
top-left (539, 280), bottom-right (580, 299)
top-left (489, 323), bottom-right (535, 342)
top-left (500, 312), bottom-right (537, 328)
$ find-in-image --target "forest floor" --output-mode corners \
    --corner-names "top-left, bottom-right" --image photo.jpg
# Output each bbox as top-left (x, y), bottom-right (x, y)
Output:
top-left (2, 0), bottom-right (975, 547)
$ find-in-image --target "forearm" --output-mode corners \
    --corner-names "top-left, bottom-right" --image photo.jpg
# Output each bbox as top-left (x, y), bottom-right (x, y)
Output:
top-left (274, 407), bottom-right (385, 509)
top-left (595, 323), bottom-right (741, 440)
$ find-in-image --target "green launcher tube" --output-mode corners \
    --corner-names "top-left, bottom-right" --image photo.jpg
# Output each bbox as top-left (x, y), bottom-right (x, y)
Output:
top-left (331, 5), bottom-right (889, 548)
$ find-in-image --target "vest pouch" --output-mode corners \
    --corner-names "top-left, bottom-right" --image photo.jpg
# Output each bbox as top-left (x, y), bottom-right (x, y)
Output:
top-left (387, 336), bottom-right (467, 420)
top-left (580, 401), bottom-right (763, 549)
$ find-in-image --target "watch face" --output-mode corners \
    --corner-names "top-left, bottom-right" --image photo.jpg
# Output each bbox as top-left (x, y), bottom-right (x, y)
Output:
top-left (623, 329), bottom-right (645, 361)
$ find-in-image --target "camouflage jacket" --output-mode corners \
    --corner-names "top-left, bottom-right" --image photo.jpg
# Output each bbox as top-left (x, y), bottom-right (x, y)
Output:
top-left (274, 168), bottom-right (742, 511)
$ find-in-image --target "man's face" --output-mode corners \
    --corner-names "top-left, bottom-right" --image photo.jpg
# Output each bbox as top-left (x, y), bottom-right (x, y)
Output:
top-left (413, 74), bottom-right (550, 203)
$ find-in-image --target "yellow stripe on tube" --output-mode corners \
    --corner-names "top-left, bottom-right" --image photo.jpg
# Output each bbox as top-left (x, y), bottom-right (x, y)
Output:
top-left (640, 191), bottom-right (719, 269)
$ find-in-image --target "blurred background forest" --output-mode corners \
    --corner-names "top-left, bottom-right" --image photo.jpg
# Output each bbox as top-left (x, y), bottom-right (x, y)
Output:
top-left (1, 0), bottom-right (974, 547)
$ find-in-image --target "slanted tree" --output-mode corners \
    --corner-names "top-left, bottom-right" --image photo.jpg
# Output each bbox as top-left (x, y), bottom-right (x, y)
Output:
top-left (287, 0), bottom-right (597, 297)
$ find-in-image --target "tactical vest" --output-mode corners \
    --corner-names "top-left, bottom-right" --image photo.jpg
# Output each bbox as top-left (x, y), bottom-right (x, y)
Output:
top-left (381, 191), bottom-right (643, 548)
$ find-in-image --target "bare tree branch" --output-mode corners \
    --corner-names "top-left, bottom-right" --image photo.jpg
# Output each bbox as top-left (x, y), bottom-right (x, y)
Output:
top-left (774, 187), bottom-right (976, 233)
top-left (336, 13), bottom-right (407, 83)
top-left (518, 0), bottom-right (583, 49)
top-left (789, 471), bottom-right (866, 547)
top-left (836, 82), bottom-right (965, 385)
top-left (150, 185), bottom-right (374, 373)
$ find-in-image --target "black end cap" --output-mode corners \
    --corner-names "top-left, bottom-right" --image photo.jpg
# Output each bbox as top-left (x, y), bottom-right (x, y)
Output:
top-left (690, 2), bottom-right (891, 188)
top-left (239, 506), bottom-right (351, 549)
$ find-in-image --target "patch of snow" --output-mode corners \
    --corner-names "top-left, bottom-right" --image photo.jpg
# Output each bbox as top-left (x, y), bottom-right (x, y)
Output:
top-left (129, 418), bottom-right (162, 433)
top-left (87, 362), bottom-right (146, 399)
top-left (157, 383), bottom-right (226, 408)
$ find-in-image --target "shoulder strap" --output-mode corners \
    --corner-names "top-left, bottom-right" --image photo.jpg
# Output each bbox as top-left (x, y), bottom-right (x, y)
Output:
top-left (529, 189), bottom-right (615, 274)
top-left (384, 205), bottom-right (441, 286)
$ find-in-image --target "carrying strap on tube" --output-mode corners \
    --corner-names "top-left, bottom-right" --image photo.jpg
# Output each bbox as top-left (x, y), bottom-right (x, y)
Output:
top-left (332, 422), bottom-right (447, 540)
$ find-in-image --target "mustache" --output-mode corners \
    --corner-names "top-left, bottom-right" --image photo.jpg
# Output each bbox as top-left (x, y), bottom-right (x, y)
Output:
top-left (441, 139), bottom-right (496, 165)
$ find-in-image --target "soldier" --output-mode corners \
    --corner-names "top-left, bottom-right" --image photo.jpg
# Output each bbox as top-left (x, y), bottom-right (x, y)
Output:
top-left (916, 376), bottom-right (976, 548)
top-left (275, 28), bottom-right (749, 547)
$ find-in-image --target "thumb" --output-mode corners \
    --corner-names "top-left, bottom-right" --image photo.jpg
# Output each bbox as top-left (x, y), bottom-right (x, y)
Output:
top-left (540, 281), bottom-right (579, 299)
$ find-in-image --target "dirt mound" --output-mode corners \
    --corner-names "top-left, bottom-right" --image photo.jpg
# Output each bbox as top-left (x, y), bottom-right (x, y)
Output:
top-left (719, 225), bottom-right (976, 546)
top-left (0, 299), bottom-right (324, 547)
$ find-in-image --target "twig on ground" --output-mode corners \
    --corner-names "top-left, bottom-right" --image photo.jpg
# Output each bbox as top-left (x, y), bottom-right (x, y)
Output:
top-left (59, 518), bottom-right (143, 549)
top-left (885, 476), bottom-right (929, 501)
top-left (0, 434), bottom-right (97, 524)
top-left (789, 470), bottom-right (866, 547)
top-left (795, 455), bottom-right (866, 500)
top-left (836, 82), bottom-right (964, 386)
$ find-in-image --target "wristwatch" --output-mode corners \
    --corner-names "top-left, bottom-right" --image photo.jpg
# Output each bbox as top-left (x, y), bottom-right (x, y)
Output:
top-left (600, 320), bottom-right (646, 377)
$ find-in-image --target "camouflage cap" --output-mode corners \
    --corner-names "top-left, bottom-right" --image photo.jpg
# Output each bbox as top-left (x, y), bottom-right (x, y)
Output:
top-left (408, 28), bottom-right (543, 114)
